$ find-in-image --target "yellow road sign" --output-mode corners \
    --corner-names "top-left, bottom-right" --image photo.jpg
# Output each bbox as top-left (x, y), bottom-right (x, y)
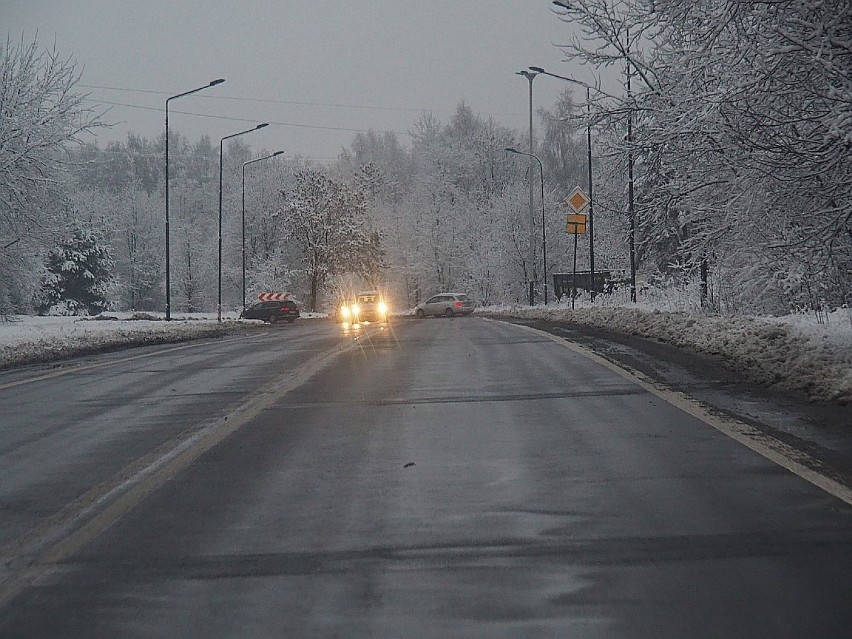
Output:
top-left (566, 213), bottom-right (587, 234)
top-left (565, 187), bottom-right (590, 213)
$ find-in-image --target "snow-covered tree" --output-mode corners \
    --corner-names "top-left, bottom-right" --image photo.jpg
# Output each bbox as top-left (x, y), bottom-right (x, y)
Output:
top-left (277, 168), bottom-right (384, 311)
top-left (35, 224), bottom-right (114, 315)
top-left (551, 0), bottom-right (852, 312)
top-left (170, 135), bottom-right (218, 313)
top-left (0, 36), bottom-right (103, 311)
top-left (71, 184), bottom-right (161, 311)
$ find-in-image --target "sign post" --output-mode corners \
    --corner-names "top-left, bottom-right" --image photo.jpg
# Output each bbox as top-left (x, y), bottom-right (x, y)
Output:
top-left (564, 187), bottom-right (590, 309)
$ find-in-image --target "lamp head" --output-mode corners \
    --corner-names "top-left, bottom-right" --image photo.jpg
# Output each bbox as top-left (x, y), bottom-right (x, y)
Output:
top-left (273, 151), bottom-right (284, 157)
top-left (256, 123), bottom-right (269, 129)
top-left (209, 79), bottom-right (225, 86)
top-left (529, 66), bottom-right (545, 73)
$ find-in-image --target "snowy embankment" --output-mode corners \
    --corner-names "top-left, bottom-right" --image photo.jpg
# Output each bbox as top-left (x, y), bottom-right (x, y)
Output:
top-left (0, 313), bottom-right (248, 369)
top-left (2, 307), bottom-right (850, 404)
top-left (486, 304), bottom-right (852, 405)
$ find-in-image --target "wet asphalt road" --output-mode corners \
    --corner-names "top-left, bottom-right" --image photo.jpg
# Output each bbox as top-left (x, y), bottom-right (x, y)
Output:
top-left (1, 316), bottom-right (851, 637)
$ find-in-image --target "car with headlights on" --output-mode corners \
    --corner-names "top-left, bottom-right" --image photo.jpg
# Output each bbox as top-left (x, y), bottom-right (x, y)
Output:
top-left (334, 299), bottom-right (355, 323)
top-left (414, 293), bottom-right (475, 318)
top-left (240, 299), bottom-right (300, 323)
top-left (340, 290), bottom-right (389, 323)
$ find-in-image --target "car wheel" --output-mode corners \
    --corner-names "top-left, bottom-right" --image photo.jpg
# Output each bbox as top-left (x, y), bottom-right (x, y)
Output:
top-left (269, 315), bottom-right (278, 324)
top-left (415, 308), bottom-right (425, 319)
top-left (444, 307), bottom-right (455, 317)
top-left (286, 317), bottom-right (295, 323)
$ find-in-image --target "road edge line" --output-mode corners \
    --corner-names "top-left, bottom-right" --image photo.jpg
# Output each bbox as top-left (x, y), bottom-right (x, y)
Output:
top-left (504, 319), bottom-right (852, 508)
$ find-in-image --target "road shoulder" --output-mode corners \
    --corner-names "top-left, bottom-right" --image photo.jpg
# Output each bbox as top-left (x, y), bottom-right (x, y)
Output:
top-left (489, 315), bottom-right (852, 495)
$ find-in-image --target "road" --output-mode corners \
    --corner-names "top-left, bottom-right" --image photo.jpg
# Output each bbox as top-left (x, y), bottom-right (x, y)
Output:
top-left (1, 316), bottom-right (850, 637)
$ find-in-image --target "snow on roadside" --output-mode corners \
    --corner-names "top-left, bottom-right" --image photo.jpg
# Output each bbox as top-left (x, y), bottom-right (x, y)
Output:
top-left (2, 306), bottom-right (849, 404)
top-left (0, 313), bottom-right (246, 369)
top-left (486, 303), bottom-right (852, 405)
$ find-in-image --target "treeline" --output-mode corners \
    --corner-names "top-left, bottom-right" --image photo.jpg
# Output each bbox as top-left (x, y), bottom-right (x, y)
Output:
top-left (555, 0), bottom-right (852, 313)
top-left (4, 8), bottom-right (848, 318)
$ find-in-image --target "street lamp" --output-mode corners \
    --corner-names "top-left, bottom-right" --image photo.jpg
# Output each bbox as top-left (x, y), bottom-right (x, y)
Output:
top-left (505, 148), bottom-right (548, 305)
top-left (242, 151), bottom-right (284, 313)
top-left (626, 36), bottom-right (637, 303)
top-left (529, 66), bottom-right (596, 301)
top-left (165, 78), bottom-right (225, 320)
top-left (516, 69), bottom-right (538, 305)
top-left (218, 123), bottom-right (269, 322)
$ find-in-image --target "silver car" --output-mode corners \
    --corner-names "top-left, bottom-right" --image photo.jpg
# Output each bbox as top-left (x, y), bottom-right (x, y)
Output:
top-left (414, 293), bottom-right (475, 318)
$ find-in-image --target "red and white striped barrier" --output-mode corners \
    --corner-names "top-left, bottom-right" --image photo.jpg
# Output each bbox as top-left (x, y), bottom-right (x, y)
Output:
top-left (257, 292), bottom-right (290, 301)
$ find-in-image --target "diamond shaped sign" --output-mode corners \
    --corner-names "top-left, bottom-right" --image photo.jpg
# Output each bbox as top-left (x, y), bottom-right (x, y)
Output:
top-left (565, 187), bottom-right (590, 213)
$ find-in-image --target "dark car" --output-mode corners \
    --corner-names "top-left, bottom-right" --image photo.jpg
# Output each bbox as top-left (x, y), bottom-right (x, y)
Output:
top-left (240, 300), bottom-right (300, 323)
top-left (414, 293), bottom-right (475, 318)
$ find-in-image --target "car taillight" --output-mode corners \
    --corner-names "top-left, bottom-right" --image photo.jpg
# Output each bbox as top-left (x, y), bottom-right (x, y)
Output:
top-left (454, 300), bottom-right (462, 308)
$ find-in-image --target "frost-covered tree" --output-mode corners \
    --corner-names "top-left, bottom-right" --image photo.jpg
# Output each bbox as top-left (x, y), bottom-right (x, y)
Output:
top-left (247, 248), bottom-right (296, 303)
top-left (71, 184), bottom-right (161, 311)
top-left (405, 106), bottom-right (532, 303)
top-left (332, 103), bottom-right (575, 307)
top-left (35, 224), bottom-right (114, 315)
top-left (552, 0), bottom-right (852, 312)
top-left (170, 135), bottom-right (218, 313)
top-left (277, 168), bottom-right (384, 311)
top-left (74, 134), bottom-right (161, 195)
top-left (0, 36), bottom-right (103, 311)
top-left (538, 88), bottom-right (587, 198)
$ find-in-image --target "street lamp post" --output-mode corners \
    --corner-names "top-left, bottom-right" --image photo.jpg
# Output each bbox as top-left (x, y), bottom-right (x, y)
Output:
top-left (529, 66), bottom-right (596, 301)
top-left (218, 123), bottom-right (269, 322)
top-left (242, 151), bottom-right (284, 313)
top-left (165, 78), bottom-right (224, 320)
top-left (516, 69), bottom-right (538, 306)
top-left (505, 148), bottom-right (548, 305)
top-left (626, 31), bottom-right (637, 303)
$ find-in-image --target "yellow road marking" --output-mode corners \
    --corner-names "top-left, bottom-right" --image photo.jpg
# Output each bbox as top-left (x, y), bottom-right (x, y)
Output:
top-left (507, 320), bottom-right (852, 508)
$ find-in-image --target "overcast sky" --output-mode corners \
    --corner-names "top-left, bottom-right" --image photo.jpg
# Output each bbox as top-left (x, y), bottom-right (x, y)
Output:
top-left (4, 0), bottom-right (588, 161)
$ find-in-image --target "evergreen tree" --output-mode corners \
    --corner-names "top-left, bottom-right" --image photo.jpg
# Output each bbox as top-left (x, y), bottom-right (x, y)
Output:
top-left (35, 226), bottom-right (115, 315)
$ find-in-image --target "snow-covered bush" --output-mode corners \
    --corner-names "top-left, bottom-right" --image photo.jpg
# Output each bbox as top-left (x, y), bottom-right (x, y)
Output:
top-left (35, 226), bottom-right (115, 316)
